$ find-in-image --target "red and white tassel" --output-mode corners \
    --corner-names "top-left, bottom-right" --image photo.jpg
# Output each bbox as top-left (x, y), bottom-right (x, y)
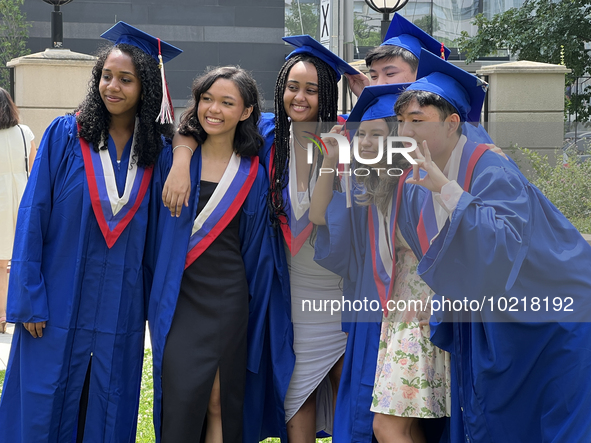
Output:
top-left (156, 38), bottom-right (174, 124)
top-left (440, 42), bottom-right (445, 59)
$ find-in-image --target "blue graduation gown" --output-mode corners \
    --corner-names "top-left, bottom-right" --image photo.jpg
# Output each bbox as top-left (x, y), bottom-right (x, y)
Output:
top-left (145, 144), bottom-right (285, 442)
top-left (413, 149), bottom-right (591, 442)
top-left (246, 112), bottom-right (295, 442)
top-left (254, 111), bottom-right (353, 441)
top-left (0, 115), bottom-right (151, 442)
top-left (313, 183), bottom-right (426, 443)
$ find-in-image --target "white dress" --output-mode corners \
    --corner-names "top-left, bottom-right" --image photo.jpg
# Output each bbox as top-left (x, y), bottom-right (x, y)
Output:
top-left (283, 138), bottom-right (347, 434)
top-left (0, 124), bottom-right (34, 259)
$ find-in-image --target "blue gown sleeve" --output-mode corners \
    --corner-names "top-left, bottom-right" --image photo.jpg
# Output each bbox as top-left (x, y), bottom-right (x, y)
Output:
top-left (240, 164), bottom-right (275, 373)
top-left (7, 116), bottom-right (78, 323)
top-left (257, 113), bottom-right (275, 174)
top-left (143, 142), bottom-right (172, 321)
top-left (314, 191), bottom-right (365, 282)
top-left (417, 153), bottom-right (531, 301)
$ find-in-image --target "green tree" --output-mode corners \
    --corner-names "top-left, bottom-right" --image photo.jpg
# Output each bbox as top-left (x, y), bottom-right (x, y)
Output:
top-left (457, 0), bottom-right (591, 122)
top-left (285, 2), bottom-right (319, 40)
top-left (413, 15), bottom-right (439, 35)
top-left (0, 0), bottom-right (29, 90)
top-left (354, 15), bottom-right (381, 47)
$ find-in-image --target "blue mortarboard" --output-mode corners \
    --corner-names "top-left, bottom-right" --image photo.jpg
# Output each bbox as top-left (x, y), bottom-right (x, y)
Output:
top-left (406, 49), bottom-right (487, 124)
top-left (283, 35), bottom-right (359, 82)
top-left (347, 83), bottom-right (411, 124)
top-left (100, 22), bottom-right (183, 124)
top-left (381, 13), bottom-right (450, 61)
top-left (101, 22), bottom-right (182, 64)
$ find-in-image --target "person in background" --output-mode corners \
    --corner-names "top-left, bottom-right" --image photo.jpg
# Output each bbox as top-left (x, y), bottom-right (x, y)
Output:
top-left (0, 87), bottom-right (36, 334)
top-left (0, 22), bottom-right (181, 442)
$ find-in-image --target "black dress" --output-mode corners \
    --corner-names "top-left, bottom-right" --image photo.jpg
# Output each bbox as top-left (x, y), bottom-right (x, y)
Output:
top-left (161, 180), bottom-right (248, 442)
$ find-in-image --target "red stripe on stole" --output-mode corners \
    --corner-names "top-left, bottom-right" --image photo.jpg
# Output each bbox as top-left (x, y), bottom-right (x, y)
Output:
top-left (78, 131), bottom-right (152, 249)
top-left (184, 158), bottom-right (259, 269)
top-left (417, 211), bottom-right (431, 256)
top-left (270, 143), bottom-right (313, 256)
top-left (105, 169), bottom-right (152, 247)
top-left (464, 144), bottom-right (488, 191)
top-left (269, 143), bottom-right (294, 253)
top-left (417, 143), bottom-right (488, 255)
top-left (287, 221), bottom-right (314, 256)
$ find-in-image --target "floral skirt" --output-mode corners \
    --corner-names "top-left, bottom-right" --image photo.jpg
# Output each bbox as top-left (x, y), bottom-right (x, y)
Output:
top-left (371, 321), bottom-right (451, 418)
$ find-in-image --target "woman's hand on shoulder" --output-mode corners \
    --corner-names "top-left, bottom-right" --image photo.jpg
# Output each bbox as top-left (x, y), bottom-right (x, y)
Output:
top-left (162, 161), bottom-right (191, 217)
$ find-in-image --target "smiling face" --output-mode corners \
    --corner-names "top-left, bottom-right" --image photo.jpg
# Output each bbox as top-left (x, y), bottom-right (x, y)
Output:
top-left (197, 78), bottom-right (253, 139)
top-left (368, 56), bottom-right (416, 86)
top-left (357, 119), bottom-right (391, 160)
top-left (396, 97), bottom-right (460, 167)
top-left (99, 49), bottom-right (142, 121)
top-left (283, 61), bottom-right (320, 123)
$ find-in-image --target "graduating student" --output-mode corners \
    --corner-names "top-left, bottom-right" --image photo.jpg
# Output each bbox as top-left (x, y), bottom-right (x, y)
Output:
top-left (306, 17), bottom-right (456, 442)
top-left (310, 84), bottom-right (452, 443)
top-left (263, 35), bottom-right (367, 442)
top-left (346, 13), bottom-right (450, 95)
top-left (395, 49), bottom-right (591, 442)
top-left (0, 22), bottom-right (181, 442)
top-left (160, 36), bottom-right (363, 442)
top-left (345, 13), bottom-right (492, 145)
top-left (145, 66), bottom-right (275, 443)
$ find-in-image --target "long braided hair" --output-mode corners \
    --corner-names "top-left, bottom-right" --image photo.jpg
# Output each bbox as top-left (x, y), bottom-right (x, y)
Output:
top-left (269, 53), bottom-right (339, 226)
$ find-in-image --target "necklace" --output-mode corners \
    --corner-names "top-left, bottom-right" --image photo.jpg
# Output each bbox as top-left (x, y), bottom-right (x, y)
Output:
top-left (293, 133), bottom-right (308, 151)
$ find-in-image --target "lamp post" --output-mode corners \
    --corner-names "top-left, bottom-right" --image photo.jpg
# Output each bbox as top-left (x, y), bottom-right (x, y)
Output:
top-left (364, 0), bottom-right (410, 42)
top-left (42, 0), bottom-right (75, 49)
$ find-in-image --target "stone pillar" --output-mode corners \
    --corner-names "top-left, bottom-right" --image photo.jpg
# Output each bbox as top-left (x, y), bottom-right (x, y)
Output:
top-left (7, 49), bottom-right (96, 143)
top-left (477, 61), bottom-right (570, 163)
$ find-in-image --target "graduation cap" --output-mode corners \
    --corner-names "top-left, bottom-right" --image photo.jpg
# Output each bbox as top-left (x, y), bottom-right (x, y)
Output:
top-left (404, 49), bottom-right (487, 125)
top-left (347, 83), bottom-right (411, 124)
top-left (283, 35), bottom-right (359, 81)
top-left (101, 22), bottom-right (183, 124)
top-left (382, 13), bottom-right (450, 61)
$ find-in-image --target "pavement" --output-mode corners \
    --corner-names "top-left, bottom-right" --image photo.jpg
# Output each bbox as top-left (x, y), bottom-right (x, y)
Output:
top-left (0, 323), bottom-right (152, 371)
top-left (0, 323), bottom-right (14, 371)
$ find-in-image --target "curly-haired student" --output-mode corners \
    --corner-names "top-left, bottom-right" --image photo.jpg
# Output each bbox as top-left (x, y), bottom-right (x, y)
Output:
top-left (0, 22), bottom-right (181, 443)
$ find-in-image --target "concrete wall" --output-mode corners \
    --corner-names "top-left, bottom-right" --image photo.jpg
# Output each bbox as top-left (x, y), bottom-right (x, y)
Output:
top-left (477, 61), bottom-right (570, 164)
top-left (20, 0), bottom-right (287, 112)
top-left (7, 49), bottom-right (96, 143)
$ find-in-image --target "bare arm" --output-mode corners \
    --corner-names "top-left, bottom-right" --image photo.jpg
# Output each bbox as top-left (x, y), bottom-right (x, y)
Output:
top-left (309, 130), bottom-right (340, 226)
top-left (163, 132), bottom-right (198, 217)
top-left (28, 140), bottom-right (37, 173)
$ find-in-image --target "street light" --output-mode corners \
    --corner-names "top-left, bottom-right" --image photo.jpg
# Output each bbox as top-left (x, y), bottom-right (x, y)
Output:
top-left (42, 0), bottom-right (75, 49)
top-left (364, 0), bottom-right (410, 42)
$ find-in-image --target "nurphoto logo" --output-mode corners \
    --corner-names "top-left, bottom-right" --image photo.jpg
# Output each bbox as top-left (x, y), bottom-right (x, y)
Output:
top-left (303, 132), bottom-right (418, 177)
